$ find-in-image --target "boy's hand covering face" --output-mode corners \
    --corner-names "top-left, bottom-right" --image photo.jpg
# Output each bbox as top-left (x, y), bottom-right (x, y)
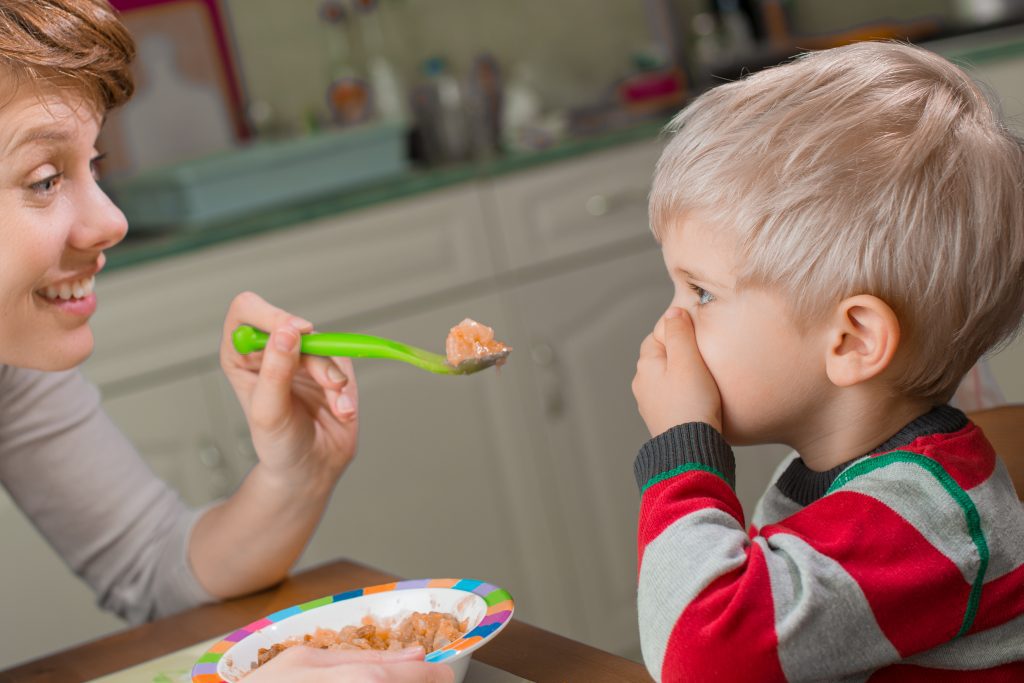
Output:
top-left (633, 307), bottom-right (723, 437)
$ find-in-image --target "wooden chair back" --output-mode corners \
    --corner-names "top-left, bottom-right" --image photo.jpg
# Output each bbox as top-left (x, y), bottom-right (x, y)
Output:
top-left (968, 404), bottom-right (1024, 501)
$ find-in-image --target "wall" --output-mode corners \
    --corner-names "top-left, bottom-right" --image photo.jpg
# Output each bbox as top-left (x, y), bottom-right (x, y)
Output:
top-left (223, 0), bottom-right (652, 135)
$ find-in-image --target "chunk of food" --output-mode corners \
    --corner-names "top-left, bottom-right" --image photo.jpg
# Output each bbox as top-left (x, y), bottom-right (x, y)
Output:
top-left (252, 611), bottom-right (467, 671)
top-left (445, 318), bottom-right (511, 367)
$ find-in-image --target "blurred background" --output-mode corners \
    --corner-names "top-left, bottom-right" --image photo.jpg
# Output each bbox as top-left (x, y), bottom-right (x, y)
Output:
top-left (2, 0), bottom-right (1024, 670)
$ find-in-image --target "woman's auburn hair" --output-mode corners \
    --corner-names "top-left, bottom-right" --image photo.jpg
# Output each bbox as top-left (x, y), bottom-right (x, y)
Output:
top-left (649, 40), bottom-right (1024, 404)
top-left (0, 0), bottom-right (135, 112)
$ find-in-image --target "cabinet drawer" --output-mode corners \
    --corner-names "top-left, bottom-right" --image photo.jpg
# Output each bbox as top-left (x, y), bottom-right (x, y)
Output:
top-left (84, 184), bottom-right (494, 387)
top-left (487, 139), bottom-right (664, 270)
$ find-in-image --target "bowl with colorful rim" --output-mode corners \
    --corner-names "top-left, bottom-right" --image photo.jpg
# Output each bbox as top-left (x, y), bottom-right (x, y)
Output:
top-left (190, 578), bottom-right (514, 683)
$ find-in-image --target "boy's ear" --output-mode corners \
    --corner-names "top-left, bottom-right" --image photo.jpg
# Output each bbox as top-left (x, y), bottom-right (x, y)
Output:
top-left (824, 295), bottom-right (901, 388)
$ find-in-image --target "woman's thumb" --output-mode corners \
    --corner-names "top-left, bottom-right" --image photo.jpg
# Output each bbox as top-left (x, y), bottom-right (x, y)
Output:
top-left (249, 326), bottom-right (302, 432)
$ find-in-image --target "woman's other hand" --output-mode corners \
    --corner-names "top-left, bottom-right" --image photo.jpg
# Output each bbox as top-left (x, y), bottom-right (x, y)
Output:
top-left (245, 646), bottom-right (455, 683)
top-left (220, 291), bottom-right (359, 486)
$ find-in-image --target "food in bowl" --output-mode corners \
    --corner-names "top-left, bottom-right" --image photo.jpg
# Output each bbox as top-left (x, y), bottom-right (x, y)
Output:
top-left (254, 611), bottom-right (468, 668)
top-left (193, 579), bottom-right (514, 683)
top-left (445, 318), bottom-right (511, 367)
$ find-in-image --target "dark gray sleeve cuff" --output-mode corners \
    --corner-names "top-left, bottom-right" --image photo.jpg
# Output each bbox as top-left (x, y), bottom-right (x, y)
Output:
top-left (633, 422), bottom-right (735, 491)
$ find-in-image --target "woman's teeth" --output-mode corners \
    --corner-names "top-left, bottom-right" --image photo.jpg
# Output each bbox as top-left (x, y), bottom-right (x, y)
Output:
top-left (42, 276), bottom-right (95, 301)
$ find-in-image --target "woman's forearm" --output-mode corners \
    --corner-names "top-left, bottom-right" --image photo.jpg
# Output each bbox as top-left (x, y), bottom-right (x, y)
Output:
top-left (187, 463), bottom-right (339, 599)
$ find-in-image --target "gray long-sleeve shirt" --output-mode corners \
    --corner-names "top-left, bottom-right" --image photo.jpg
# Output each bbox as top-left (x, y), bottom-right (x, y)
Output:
top-left (0, 365), bottom-right (213, 624)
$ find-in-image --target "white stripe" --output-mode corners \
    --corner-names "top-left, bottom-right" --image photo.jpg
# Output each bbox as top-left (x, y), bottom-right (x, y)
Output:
top-left (757, 534), bottom-right (899, 682)
top-left (752, 485), bottom-right (805, 528)
top-left (638, 507), bottom-right (749, 680)
top-left (965, 457), bottom-right (1024, 579)
top-left (836, 461), bottom-right (980, 584)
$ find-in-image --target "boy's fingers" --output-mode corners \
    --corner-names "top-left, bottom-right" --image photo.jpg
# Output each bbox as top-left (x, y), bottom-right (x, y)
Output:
top-left (662, 308), bottom-right (701, 368)
top-left (638, 332), bottom-right (666, 359)
top-left (248, 326), bottom-right (302, 432)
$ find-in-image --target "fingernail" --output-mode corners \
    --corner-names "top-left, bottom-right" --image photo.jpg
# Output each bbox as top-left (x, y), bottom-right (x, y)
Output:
top-left (400, 646), bottom-right (424, 654)
top-left (665, 307), bottom-right (682, 319)
top-left (289, 316), bottom-right (314, 331)
top-left (326, 365), bottom-right (346, 384)
top-left (337, 393), bottom-right (355, 414)
top-left (274, 328), bottom-right (298, 352)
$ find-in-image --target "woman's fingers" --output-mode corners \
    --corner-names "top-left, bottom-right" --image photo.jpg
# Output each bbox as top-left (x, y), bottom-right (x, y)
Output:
top-left (247, 326), bottom-right (303, 433)
top-left (221, 291), bottom-right (313, 362)
top-left (300, 356), bottom-right (358, 421)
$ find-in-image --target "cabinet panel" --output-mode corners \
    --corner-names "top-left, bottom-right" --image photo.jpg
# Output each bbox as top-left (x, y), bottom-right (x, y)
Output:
top-left (85, 184), bottom-right (494, 387)
top-left (101, 371), bottom-right (243, 506)
top-left (208, 294), bottom-right (580, 638)
top-left (487, 140), bottom-right (665, 269)
top-left (503, 246), bottom-right (671, 656)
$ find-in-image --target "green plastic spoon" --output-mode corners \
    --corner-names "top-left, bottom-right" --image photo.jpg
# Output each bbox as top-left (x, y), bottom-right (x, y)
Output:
top-left (232, 325), bottom-right (510, 375)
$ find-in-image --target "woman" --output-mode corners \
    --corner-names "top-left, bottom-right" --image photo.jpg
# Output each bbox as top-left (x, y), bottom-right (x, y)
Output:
top-left (0, 1), bottom-right (449, 681)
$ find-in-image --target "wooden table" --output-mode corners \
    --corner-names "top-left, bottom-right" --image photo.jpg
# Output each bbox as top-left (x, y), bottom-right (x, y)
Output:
top-left (0, 559), bottom-right (652, 683)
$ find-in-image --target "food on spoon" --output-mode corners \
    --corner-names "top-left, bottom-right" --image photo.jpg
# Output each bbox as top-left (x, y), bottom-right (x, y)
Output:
top-left (252, 611), bottom-right (467, 670)
top-left (445, 318), bottom-right (511, 367)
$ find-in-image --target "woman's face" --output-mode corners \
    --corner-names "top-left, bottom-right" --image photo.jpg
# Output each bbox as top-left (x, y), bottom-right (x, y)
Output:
top-left (0, 82), bottom-right (128, 371)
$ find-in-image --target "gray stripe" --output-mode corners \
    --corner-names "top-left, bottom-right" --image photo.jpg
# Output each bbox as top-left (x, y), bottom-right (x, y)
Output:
top-left (903, 610), bottom-right (1024, 668)
top-left (638, 507), bottom-right (749, 680)
top-left (837, 461), bottom-right (980, 584)
top-left (757, 534), bottom-right (899, 682)
top-left (966, 457), bottom-right (1024, 580)
top-left (752, 485), bottom-right (805, 528)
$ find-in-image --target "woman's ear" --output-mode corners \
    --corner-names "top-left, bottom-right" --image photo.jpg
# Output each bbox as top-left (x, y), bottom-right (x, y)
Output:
top-left (824, 295), bottom-right (901, 388)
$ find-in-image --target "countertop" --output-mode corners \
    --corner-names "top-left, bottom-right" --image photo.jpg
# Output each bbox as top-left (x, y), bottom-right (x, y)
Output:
top-left (104, 119), bottom-right (668, 272)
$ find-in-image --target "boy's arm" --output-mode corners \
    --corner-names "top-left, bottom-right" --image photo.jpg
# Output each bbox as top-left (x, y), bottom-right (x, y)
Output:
top-left (636, 422), bottom-right (991, 683)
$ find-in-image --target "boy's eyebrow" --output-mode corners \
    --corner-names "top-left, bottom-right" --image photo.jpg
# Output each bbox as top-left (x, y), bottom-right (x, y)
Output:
top-left (679, 268), bottom-right (727, 289)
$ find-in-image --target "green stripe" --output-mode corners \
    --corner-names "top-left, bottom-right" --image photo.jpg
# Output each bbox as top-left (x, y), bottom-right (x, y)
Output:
top-left (642, 462), bottom-right (728, 494)
top-left (484, 588), bottom-right (513, 607)
top-left (827, 451), bottom-right (989, 637)
top-left (299, 596), bottom-right (332, 611)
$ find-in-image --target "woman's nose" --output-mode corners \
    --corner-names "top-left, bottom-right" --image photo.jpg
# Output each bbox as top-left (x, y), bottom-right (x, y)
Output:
top-left (69, 179), bottom-right (129, 251)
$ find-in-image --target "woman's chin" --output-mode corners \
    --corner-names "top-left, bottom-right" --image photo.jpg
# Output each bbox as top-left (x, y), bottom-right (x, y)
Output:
top-left (5, 330), bottom-right (94, 371)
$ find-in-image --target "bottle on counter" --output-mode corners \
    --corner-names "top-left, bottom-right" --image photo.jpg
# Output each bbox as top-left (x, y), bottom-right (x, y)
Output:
top-left (410, 56), bottom-right (470, 164)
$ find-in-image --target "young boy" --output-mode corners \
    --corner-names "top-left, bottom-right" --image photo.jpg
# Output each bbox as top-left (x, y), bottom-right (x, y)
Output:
top-left (632, 41), bottom-right (1024, 682)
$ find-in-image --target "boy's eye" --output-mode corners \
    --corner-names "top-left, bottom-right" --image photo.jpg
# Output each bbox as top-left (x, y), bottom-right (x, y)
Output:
top-left (689, 283), bottom-right (715, 305)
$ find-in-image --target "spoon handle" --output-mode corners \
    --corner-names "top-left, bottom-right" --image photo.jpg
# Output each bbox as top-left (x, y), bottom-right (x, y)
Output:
top-left (232, 325), bottom-right (454, 373)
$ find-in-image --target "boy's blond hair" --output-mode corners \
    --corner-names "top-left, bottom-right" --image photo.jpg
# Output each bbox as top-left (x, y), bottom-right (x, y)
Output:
top-left (650, 40), bottom-right (1024, 404)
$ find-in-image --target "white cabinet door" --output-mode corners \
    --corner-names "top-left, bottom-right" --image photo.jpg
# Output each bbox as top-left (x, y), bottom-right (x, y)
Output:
top-left (209, 293), bottom-right (580, 638)
top-left (486, 140), bottom-right (665, 270)
top-left (502, 246), bottom-right (673, 657)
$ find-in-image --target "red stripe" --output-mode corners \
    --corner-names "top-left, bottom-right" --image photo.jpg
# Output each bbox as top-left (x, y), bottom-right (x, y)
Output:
top-left (970, 562), bottom-right (1024, 633)
top-left (893, 424), bottom-right (995, 491)
top-left (762, 490), bottom-right (970, 655)
top-left (661, 543), bottom-right (786, 682)
top-left (638, 471), bottom-right (744, 573)
top-left (868, 661), bottom-right (1024, 682)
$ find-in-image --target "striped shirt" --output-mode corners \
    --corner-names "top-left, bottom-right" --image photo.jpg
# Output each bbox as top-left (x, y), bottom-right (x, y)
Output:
top-left (634, 405), bottom-right (1024, 682)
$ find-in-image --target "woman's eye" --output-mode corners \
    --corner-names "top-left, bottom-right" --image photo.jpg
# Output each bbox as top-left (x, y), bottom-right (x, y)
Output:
top-left (30, 173), bottom-right (62, 195)
top-left (90, 153), bottom-right (107, 181)
top-left (689, 283), bottom-right (715, 305)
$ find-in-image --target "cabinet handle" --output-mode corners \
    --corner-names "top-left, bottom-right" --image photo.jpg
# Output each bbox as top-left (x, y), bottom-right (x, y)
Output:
top-left (531, 342), bottom-right (565, 419)
top-left (584, 189), bottom-right (647, 218)
top-left (585, 194), bottom-right (611, 217)
top-left (198, 443), bottom-right (224, 469)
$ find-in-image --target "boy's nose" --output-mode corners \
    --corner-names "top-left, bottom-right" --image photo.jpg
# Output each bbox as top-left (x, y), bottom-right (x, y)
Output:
top-left (69, 180), bottom-right (129, 251)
